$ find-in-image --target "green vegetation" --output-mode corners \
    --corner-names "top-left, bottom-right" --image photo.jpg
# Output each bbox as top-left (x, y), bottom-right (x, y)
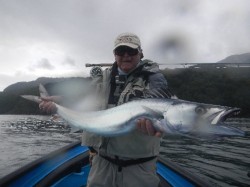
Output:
top-left (0, 67), bottom-right (249, 117)
top-left (0, 91), bottom-right (41, 114)
top-left (162, 67), bottom-right (250, 117)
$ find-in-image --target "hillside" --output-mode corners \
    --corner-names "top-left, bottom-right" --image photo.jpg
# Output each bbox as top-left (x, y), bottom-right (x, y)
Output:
top-left (217, 53), bottom-right (250, 64)
top-left (4, 77), bottom-right (71, 95)
top-left (0, 77), bottom-right (91, 114)
top-left (162, 67), bottom-right (250, 117)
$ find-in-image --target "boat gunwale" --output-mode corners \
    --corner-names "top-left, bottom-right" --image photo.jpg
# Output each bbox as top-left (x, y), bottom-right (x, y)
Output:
top-left (157, 156), bottom-right (211, 187)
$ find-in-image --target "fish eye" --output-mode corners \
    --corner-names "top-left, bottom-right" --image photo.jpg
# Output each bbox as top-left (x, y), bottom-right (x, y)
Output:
top-left (195, 106), bottom-right (206, 115)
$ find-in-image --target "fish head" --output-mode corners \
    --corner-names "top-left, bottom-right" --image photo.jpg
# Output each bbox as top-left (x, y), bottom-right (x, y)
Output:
top-left (163, 100), bottom-right (240, 132)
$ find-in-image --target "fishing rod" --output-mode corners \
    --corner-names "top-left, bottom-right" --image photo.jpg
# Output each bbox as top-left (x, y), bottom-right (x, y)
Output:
top-left (85, 62), bottom-right (250, 78)
top-left (85, 62), bottom-right (250, 68)
top-left (84, 62), bottom-right (187, 78)
top-left (85, 63), bottom-right (113, 67)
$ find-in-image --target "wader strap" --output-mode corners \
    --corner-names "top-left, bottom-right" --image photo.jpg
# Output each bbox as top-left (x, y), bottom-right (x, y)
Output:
top-left (88, 146), bottom-right (98, 154)
top-left (100, 155), bottom-right (156, 171)
top-left (88, 147), bottom-right (98, 166)
top-left (113, 75), bottom-right (127, 104)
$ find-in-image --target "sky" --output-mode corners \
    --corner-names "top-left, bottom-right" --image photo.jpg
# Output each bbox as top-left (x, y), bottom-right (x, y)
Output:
top-left (0, 0), bottom-right (250, 91)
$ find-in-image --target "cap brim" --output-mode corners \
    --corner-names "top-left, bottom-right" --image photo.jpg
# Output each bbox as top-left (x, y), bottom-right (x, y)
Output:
top-left (114, 43), bottom-right (139, 50)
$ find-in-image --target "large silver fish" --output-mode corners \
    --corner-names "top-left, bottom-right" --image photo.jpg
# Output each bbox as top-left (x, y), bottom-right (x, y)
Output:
top-left (55, 98), bottom-right (244, 137)
top-left (20, 84), bottom-right (244, 137)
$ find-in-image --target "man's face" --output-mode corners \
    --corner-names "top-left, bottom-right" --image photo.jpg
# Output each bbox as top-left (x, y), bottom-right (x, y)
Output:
top-left (114, 46), bottom-right (141, 73)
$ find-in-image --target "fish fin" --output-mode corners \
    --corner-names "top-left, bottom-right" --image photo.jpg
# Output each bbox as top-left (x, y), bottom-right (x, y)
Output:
top-left (39, 84), bottom-right (49, 97)
top-left (156, 119), bottom-right (203, 139)
top-left (144, 88), bottom-right (176, 99)
top-left (19, 84), bottom-right (48, 104)
top-left (21, 95), bottom-right (42, 103)
top-left (171, 95), bottom-right (178, 99)
top-left (142, 106), bottom-right (164, 119)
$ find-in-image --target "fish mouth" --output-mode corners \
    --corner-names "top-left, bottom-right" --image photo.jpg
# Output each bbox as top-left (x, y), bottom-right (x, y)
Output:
top-left (210, 108), bottom-right (241, 125)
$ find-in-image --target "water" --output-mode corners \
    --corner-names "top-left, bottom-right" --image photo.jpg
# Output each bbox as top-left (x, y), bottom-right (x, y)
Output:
top-left (160, 118), bottom-right (250, 187)
top-left (0, 115), bottom-right (80, 178)
top-left (0, 115), bottom-right (250, 187)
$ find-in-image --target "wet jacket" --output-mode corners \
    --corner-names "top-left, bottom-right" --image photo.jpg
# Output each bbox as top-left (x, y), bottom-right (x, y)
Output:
top-left (81, 60), bottom-right (169, 158)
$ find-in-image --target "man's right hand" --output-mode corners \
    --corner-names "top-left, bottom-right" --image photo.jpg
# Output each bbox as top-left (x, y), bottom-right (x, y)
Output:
top-left (39, 96), bottom-right (62, 114)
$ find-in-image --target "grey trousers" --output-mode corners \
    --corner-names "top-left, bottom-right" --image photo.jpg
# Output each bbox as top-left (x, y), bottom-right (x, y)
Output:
top-left (87, 155), bottom-right (160, 187)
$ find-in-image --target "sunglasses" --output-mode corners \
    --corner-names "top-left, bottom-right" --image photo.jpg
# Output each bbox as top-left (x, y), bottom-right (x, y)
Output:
top-left (114, 46), bottom-right (139, 56)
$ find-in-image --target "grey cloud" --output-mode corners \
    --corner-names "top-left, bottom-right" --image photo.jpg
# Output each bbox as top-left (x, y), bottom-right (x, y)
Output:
top-left (151, 32), bottom-right (195, 64)
top-left (36, 58), bottom-right (55, 70)
top-left (62, 57), bottom-right (76, 66)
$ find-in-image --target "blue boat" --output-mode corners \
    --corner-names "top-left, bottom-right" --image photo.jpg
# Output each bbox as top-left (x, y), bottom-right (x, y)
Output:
top-left (0, 141), bottom-right (211, 187)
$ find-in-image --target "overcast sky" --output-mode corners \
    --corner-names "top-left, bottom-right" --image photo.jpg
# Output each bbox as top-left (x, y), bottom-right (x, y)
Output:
top-left (0, 0), bottom-right (250, 91)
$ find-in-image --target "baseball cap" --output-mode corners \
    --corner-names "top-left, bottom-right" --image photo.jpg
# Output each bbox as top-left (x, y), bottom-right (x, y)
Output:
top-left (114, 33), bottom-right (141, 50)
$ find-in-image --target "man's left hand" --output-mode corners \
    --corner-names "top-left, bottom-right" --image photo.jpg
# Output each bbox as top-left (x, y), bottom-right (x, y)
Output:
top-left (137, 118), bottom-right (163, 137)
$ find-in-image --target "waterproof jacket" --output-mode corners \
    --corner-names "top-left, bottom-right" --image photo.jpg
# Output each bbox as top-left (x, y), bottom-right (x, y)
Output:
top-left (81, 60), bottom-right (169, 158)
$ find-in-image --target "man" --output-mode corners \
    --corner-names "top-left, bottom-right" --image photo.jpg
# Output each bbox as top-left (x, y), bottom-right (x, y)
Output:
top-left (40, 33), bottom-right (171, 187)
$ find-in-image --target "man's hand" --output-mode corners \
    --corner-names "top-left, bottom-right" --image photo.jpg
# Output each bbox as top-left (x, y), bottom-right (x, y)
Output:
top-left (39, 96), bottom-right (61, 114)
top-left (137, 118), bottom-right (163, 137)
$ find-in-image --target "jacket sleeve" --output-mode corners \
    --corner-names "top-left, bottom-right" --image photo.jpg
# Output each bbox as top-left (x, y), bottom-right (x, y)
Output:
top-left (145, 72), bottom-right (174, 99)
top-left (148, 72), bottom-right (168, 89)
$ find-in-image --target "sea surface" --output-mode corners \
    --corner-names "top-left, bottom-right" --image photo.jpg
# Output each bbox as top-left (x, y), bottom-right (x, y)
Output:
top-left (0, 115), bottom-right (250, 187)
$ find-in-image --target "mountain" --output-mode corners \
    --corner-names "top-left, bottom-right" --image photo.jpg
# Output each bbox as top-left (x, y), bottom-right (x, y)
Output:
top-left (217, 53), bottom-right (250, 64)
top-left (0, 77), bottom-right (91, 114)
top-left (3, 77), bottom-right (68, 95)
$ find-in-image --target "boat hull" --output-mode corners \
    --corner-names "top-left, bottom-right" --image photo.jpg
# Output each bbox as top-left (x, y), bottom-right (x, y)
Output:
top-left (0, 141), bottom-right (210, 187)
